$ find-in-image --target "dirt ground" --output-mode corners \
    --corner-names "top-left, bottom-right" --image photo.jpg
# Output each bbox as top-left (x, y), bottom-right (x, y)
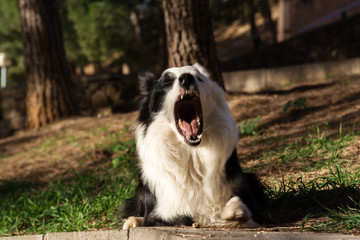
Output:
top-left (1, 75), bottom-right (360, 233)
top-left (2, 75), bottom-right (360, 183)
top-left (0, 111), bottom-right (138, 183)
top-left (229, 76), bottom-right (360, 181)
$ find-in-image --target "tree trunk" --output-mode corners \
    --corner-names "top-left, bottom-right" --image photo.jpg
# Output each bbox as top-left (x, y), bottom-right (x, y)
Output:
top-left (163, 0), bottom-right (224, 89)
top-left (260, 0), bottom-right (277, 44)
top-left (246, 0), bottom-right (262, 50)
top-left (157, 4), bottom-right (168, 71)
top-left (17, 0), bottom-right (77, 129)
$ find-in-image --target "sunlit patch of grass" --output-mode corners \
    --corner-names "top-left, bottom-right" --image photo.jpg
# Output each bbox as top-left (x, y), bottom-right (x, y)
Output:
top-left (258, 123), bottom-right (360, 232)
top-left (266, 164), bottom-right (360, 230)
top-left (86, 125), bottom-right (110, 137)
top-left (35, 135), bottom-right (60, 154)
top-left (249, 124), bottom-right (358, 173)
top-left (305, 198), bottom-right (360, 232)
top-left (34, 132), bottom-right (82, 155)
top-left (267, 164), bottom-right (360, 199)
top-left (0, 155), bottom-right (11, 163)
top-left (0, 171), bottom-right (136, 235)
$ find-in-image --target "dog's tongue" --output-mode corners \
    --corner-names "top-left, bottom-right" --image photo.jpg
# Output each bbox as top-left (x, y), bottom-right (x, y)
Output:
top-left (182, 119), bottom-right (199, 138)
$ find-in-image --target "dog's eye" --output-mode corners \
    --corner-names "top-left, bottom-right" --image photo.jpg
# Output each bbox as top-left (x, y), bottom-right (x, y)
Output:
top-left (159, 72), bottom-right (175, 89)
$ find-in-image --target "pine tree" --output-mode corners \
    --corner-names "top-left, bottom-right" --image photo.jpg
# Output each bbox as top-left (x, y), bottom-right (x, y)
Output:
top-left (163, 0), bottom-right (224, 89)
top-left (18, 0), bottom-right (77, 128)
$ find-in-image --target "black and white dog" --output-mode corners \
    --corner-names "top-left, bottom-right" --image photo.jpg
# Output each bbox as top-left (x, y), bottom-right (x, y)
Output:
top-left (122, 64), bottom-right (264, 229)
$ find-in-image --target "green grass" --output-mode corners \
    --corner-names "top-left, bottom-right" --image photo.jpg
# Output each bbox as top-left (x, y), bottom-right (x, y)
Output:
top-left (0, 172), bottom-right (135, 235)
top-left (260, 124), bottom-right (360, 232)
top-left (238, 115), bottom-right (261, 136)
top-left (283, 97), bottom-right (307, 113)
top-left (267, 164), bottom-right (360, 200)
top-left (0, 155), bottom-right (10, 163)
top-left (303, 166), bottom-right (360, 232)
top-left (266, 163), bottom-right (360, 231)
top-left (1, 122), bottom-right (359, 235)
top-left (35, 135), bottom-right (60, 154)
top-left (251, 124), bottom-right (358, 172)
top-left (0, 135), bottom-right (137, 236)
top-left (34, 132), bottom-right (81, 155)
top-left (306, 198), bottom-right (360, 232)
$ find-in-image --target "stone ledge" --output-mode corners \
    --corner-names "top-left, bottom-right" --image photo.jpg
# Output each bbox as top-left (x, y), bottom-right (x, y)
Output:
top-left (1, 228), bottom-right (359, 240)
top-left (223, 58), bottom-right (360, 92)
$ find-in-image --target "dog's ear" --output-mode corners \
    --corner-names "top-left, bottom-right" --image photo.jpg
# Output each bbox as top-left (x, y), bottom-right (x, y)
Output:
top-left (193, 63), bottom-right (211, 79)
top-left (138, 72), bottom-right (156, 96)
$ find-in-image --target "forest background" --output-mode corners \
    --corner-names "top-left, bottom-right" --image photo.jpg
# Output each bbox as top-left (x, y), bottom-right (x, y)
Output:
top-left (0, 0), bottom-right (274, 86)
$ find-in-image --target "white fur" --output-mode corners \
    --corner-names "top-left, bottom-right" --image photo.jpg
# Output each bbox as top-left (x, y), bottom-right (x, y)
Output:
top-left (134, 65), bottom-right (239, 225)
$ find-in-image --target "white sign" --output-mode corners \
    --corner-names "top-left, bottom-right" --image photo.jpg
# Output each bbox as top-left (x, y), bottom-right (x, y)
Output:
top-left (0, 52), bottom-right (6, 87)
top-left (0, 53), bottom-right (5, 67)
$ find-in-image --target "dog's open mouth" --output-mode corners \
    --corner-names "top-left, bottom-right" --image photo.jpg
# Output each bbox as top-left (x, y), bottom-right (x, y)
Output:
top-left (174, 89), bottom-right (203, 146)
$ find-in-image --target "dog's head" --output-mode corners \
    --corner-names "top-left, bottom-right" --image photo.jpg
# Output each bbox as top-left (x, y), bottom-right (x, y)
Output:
top-left (137, 64), bottom-right (226, 146)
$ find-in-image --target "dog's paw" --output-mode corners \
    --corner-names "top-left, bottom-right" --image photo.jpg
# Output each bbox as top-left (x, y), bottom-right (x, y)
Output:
top-left (221, 196), bottom-right (251, 222)
top-left (221, 196), bottom-right (260, 227)
top-left (123, 217), bottom-right (144, 230)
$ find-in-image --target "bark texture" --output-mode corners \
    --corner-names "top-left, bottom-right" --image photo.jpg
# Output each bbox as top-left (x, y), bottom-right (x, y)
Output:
top-left (18, 0), bottom-right (77, 129)
top-left (163, 0), bottom-right (224, 89)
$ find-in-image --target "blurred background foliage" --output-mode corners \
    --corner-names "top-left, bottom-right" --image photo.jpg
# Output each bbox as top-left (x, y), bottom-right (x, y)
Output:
top-left (61, 0), bottom-right (139, 72)
top-left (0, 0), bottom-right (24, 86)
top-left (0, 0), bottom-right (271, 86)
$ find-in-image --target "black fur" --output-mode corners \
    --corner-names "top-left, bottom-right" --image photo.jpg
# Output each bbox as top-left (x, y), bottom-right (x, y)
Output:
top-left (137, 72), bottom-right (176, 133)
top-left (225, 149), bottom-right (265, 223)
top-left (122, 174), bottom-right (194, 227)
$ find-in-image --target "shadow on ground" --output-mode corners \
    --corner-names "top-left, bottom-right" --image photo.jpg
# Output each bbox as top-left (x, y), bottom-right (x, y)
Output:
top-left (263, 186), bottom-right (360, 226)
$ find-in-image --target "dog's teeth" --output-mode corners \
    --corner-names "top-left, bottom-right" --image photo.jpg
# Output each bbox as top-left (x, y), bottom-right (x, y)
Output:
top-left (178, 119), bottom-right (183, 129)
top-left (196, 116), bottom-right (201, 127)
top-left (198, 134), bottom-right (202, 139)
top-left (186, 135), bottom-right (190, 140)
top-left (180, 94), bottom-right (184, 100)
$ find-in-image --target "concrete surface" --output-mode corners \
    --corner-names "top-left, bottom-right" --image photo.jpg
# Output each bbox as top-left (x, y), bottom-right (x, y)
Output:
top-left (1, 228), bottom-right (359, 240)
top-left (223, 57), bottom-right (360, 92)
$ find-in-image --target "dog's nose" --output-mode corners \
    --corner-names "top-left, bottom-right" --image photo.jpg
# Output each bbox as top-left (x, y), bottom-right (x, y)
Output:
top-left (179, 74), bottom-right (195, 89)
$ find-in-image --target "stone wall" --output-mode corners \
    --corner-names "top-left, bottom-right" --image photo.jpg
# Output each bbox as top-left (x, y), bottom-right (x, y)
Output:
top-left (223, 58), bottom-right (360, 92)
top-left (0, 86), bottom-right (26, 138)
top-left (74, 74), bottom-right (139, 115)
top-left (0, 74), bottom-right (138, 138)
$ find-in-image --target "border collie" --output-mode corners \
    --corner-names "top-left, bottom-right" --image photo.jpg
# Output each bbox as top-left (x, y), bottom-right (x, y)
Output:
top-left (122, 64), bottom-right (264, 229)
